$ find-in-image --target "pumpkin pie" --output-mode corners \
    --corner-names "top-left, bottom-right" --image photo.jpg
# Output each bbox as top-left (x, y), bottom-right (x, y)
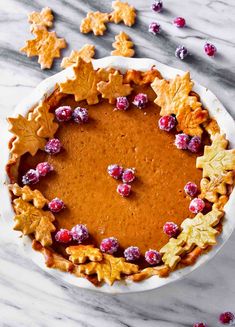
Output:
top-left (6, 59), bottom-right (235, 286)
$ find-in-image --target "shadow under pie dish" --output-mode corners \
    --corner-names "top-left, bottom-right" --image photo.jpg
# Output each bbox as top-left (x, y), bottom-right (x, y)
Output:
top-left (4, 57), bottom-right (235, 292)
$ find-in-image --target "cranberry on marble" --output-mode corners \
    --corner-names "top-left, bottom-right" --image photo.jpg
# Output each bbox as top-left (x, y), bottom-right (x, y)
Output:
top-left (175, 45), bottom-right (189, 60)
top-left (219, 312), bottom-right (235, 325)
top-left (173, 17), bottom-right (186, 28)
top-left (151, 0), bottom-right (163, 13)
top-left (204, 42), bottom-right (217, 57)
top-left (148, 22), bottom-right (161, 35)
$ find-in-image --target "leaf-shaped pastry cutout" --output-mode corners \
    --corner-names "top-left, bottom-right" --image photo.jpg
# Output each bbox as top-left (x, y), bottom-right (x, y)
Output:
top-left (176, 106), bottom-right (208, 136)
top-left (80, 11), bottom-right (109, 36)
top-left (61, 44), bottom-right (95, 68)
top-left (66, 245), bottom-right (103, 264)
top-left (160, 238), bottom-right (186, 269)
top-left (111, 32), bottom-right (135, 57)
top-left (28, 7), bottom-right (54, 30)
top-left (33, 101), bottom-right (58, 138)
top-left (109, 1), bottom-right (136, 26)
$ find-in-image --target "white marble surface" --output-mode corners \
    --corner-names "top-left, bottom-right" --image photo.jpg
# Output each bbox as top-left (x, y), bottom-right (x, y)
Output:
top-left (0, 0), bottom-right (235, 326)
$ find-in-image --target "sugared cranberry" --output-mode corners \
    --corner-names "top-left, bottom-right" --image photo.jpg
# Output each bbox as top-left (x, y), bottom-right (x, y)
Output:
top-left (148, 22), bottom-right (161, 35)
top-left (116, 97), bottom-right (129, 111)
top-left (158, 115), bottom-right (176, 132)
top-left (145, 249), bottom-right (162, 265)
top-left (188, 136), bottom-right (201, 153)
top-left (107, 164), bottom-right (123, 180)
top-left (117, 183), bottom-right (131, 197)
top-left (163, 222), bottom-right (180, 237)
top-left (55, 229), bottom-right (72, 243)
top-left (204, 42), bottom-right (217, 57)
top-left (48, 198), bottom-right (65, 213)
top-left (124, 246), bottom-right (141, 261)
top-left (219, 312), bottom-right (235, 325)
top-left (174, 133), bottom-right (190, 150)
top-left (55, 106), bottom-right (73, 122)
top-left (71, 224), bottom-right (89, 243)
top-left (45, 138), bottom-right (62, 155)
top-left (72, 107), bottom-right (89, 124)
top-left (175, 45), bottom-right (189, 60)
top-left (132, 93), bottom-right (148, 109)
top-left (100, 237), bottom-right (119, 254)
top-left (173, 17), bottom-right (186, 28)
top-left (151, 0), bottom-right (163, 12)
top-left (193, 323), bottom-right (207, 327)
top-left (189, 198), bottom-right (205, 214)
top-left (184, 182), bottom-right (198, 197)
top-left (36, 162), bottom-right (54, 177)
top-left (122, 168), bottom-right (135, 183)
top-left (22, 169), bottom-right (40, 185)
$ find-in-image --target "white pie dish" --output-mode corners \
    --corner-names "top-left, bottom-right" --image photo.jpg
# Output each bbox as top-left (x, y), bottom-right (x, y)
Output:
top-left (0, 56), bottom-right (235, 294)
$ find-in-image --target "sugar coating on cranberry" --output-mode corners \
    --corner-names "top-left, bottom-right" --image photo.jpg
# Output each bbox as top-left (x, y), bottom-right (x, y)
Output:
top-left (158, 115), bottom-right (176, 132)
top-left (193, 323), bottom-right (207, 327)
top-left (71, 224), bottom-right (89, 243)
top-left (163, 222), bottom-right (180, 237)
top-left (45, 138), bottom-right (62, 155)
top-left (145, 249), bottom-right (162, 265)
top-left (173, 17), bottom-right (186, 28)
top-left (72, 107), bottom-right (89, 124)
top-left (36, 162), bottom-right (54, 177)
top-left (132, 93), bottom-right (148, 109)
top-left (116, 97), bottom-right (129, 111)
top-left (219, 312), bottom-right (235, 325)
top-left (48, 198), bottom-right (65, 213)
top-left (148, 22), bottom-right (161, 35)
top-left (117, 183), bottom-right (131, 197)
top-left (55, 106), bottom-right (73, 122)
top-left (55, 229), bottom-right (72, 243)
top-left (188, 136), bottom-right (202, 153)
top-left (189, 198), bottom-right (205, 214)
top-left (184, 182), bottom-right (198, 197)
top-left (151, 0), bottom-right (163, 12)
top-left (22, 169), bottom-right (40, 185)
top-left (100, 237), bottom-right (119, 254)
top-left (122, 168), bottom-right (135, 183)
top-left (204, 42), bottom-right (217, 57)
top-left (107, 164), bottom-right (123, 180)
top-left (124, 246), bottom-right (141, 261)
top-left (175, 45), bottom-right (189, 60)
top-left (175, 133), bottom-right (190, 150)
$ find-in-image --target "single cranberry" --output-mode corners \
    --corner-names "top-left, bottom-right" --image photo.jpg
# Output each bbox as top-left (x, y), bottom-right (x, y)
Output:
top-left (116, 97), bottom-right (129, 111)
top-left (71, 224), bottom-right (89, 243)
top-left (204, 42), bottom-right (217, 57)
top-left (151, 0), bottom-right (163, 12)
top-left (122, 168), bottom-right (135, 183)
top-left (117, 183), bottom-right (131, 197)
top-left (45, 138), bottom-right (62, 155)
top-left (124, 246), bottom-right (141, 261)
top-left (55, 106), bottom-right (73, 122)
top-left (36, 162), bottom-right (54, 177)
top-left (148, 22), bottom-right (161, 35)
top-left (163, 222), bottom-right (180, 237)
top-left (100, 237), bottom-right (119, 254)
top-left (193, 323), bottom-right (207, 327)
top-left (145, 249), bottom-right (162, 265)
top-left (48, 198), bottom-right (65, 213)
top-left (22, 169), bottom-right (40, 185)
top-left (184, 182), bottom-right (198, 197)
top-left (175, 133), bottom-right (190, 150)
top-left (219, 312), bottom-right (235, 325)
top-left (188, 136), bottom-right (201, 153)
top-left (132, 93), bottom-right (148, 109)
top-left (189, 198), bottom-right (205, 214)
top-left (158, 115), bottom-right (176, 131)
top-left (55, 229), bottom-right (72, 243)
top-left (173, 17), bottom-right (186, 28)
top-left (107, 164), bottom-right (123, 180)
top-left (72, 107), bottom-right (89, 124)
top-left (175, 45), bottom-right (189, 60)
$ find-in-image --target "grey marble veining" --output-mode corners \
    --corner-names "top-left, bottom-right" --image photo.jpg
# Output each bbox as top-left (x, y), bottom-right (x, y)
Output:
top-left (0, 0), bottom-right (235, 326)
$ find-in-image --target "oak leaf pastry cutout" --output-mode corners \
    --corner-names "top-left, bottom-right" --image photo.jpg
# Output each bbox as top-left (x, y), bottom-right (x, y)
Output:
top-left (66, 245), bottom-right (103, 264)
top-left (59, 58), bottom-right (100, 105)
top-left (61, 44), bottom-right (95, 68)
top-left (196, 134), bottom-right (235, 179)
top-left (97, 67), bottom-right (117, 82)
top-left (129, 266), bottom-right (170, 282)
top-left (160, 238), bottom-right (186, 269)
top-left (80, 11), bottom-right (109, 36)
top-left (109, 1), bottom-right (136, 27)
top-left (111, 32), bottom-right (135, 57)
top-left (9, 184), bottom-right (48, 209)
top-left (78, 254), bottom-right (138, 285)
top-left (33, 101), bottom-right (59, 138)
top-left (123, 69), bottom-right (162, 85)
top-left (28, 7), bottom-right (54, 31)
top-left (97, 71), bottom-right (133, 104)
top-left (151, 72), bottom-right (201, 116)
top-left (20, 27), bottom-right (66, 69)
top-left (13, 198), bottom-right (56, 247)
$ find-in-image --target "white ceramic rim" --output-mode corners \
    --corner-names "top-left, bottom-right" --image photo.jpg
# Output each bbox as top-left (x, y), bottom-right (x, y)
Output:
top-left (1, 56), bottom-right (235, 294)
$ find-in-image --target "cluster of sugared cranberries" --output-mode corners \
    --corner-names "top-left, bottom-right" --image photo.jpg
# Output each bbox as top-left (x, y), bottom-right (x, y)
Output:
top-left (158, 115), bottom-right (176, 132)
top-left (174, 134), bottom-right (202, 153)
top-left (22, 162), bottom-right (54, 185)
top-left (151, 0), bottom-right (163, 12)
top-left (55, 224), bottom-right (89, 244)
top-left (124, 246), bottom-right (141, 261)
top-left (145, 249), bottom-right (162, 265)
top-left (193, 311), bottom-right (235, 326)
top-left (45, 138), bottom-right (62, 155)
top-left (100, 237), bottom-right (119, 254)
top-left (163, 222), bottom-right (180, 237)
top-left (55, 105), bottom-right (89, 124)
top-left (48, 197), bottom-right (65, 213)
top-left (173, 17), bottom-right (186, 28)
top-left (175, 45), bottom-right (189, 60)
top-left (132, 93), bottom-right (148, 109)
top-left (108, 165), bottom-right (136, 197)
top-left (184, 182), bottom-right (198, 197)
top-left (148, 22), bottom-right (161, 35)
top-left (115, 97), bottom-right (129, 111)
top-left (189, 197), bottom-right (205, 214)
